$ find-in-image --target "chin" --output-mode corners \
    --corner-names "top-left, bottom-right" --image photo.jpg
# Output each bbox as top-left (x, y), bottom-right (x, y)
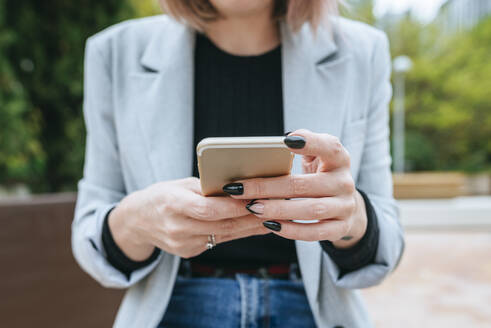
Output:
top-left (210, 0), bottom-right (275, 18)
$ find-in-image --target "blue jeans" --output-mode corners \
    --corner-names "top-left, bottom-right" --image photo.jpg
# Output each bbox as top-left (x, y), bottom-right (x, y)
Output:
top-left (158, 274), bottom-right (316, 328)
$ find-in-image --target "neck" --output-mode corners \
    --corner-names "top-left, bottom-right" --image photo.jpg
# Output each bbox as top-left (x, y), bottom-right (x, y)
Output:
top-left (204, 10), bottom-right (280, 56)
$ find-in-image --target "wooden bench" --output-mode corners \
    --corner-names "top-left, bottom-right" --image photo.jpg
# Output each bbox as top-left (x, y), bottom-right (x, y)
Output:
top-left (393, 172), bottom-right (467, 199)
top-left (0, 193), bottom-right (123, 327)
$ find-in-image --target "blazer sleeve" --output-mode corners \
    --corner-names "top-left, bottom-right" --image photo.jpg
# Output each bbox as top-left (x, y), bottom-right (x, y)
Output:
top-left (322, 31), bottom-right (405, 289)
top-left (71, 37), bottom-right (162, 289)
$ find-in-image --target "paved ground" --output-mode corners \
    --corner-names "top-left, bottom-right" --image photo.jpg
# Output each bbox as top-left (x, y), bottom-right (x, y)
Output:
top-left (361, 197), bottom-right (491, 327)
top-left (398, 196), bottom-right (491, 231)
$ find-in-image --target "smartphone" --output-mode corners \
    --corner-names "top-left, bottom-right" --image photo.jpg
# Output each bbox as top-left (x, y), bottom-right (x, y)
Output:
top-left (197, 136), bottom-right (294, 196)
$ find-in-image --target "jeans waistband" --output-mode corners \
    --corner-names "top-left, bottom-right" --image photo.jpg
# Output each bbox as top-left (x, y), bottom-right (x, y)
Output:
top-left (178, 260), bottom-right (302, 281)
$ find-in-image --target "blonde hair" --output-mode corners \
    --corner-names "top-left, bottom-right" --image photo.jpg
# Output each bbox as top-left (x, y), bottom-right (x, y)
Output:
top-left (160, 0), bottom-right (339, 32)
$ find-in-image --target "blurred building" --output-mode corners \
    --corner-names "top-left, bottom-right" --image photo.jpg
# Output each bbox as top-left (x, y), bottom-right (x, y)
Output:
top-left (439, 0), bottom-right (491, 33)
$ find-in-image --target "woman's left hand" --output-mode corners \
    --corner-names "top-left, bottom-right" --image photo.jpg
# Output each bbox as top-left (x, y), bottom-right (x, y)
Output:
top-left (223, 129), bottom-right (368, 249)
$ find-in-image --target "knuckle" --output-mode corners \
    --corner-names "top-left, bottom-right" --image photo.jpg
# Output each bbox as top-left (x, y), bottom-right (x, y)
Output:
top-left (344, 196), bottom-right (357, 213)
top-left (166, 238), bottom-right (179, 252)
top-left (270, 202), bottom-right (284, 219)
top-left (155, 202), bottom-right (172, 217)
top-left (331, 136), bottom-right (343, 155)
top-left (343, 149), bottom-right (351, 167)
top-left (192, 199), bottom-right (213, 219)
top-left (232, 203), bottom-right (243, 218)
top-left (173, 238), bottom-right (186, 250)
top-left (168, 199), bottom-right (181, 214)
top-left (332, 135), bottom-right (342, 147)
top-left (165, 223), bottom-right (180, 237)
top-left (340, 176), bottom-right (356, 194)
top-left (254, 181), bottom-right (266, 198)
top-left (311, 202), bottom-right (329, 218)
top-left (291, 175), bottom-right (309, 196)
top-left (317, 228), bottom-right (329, 241)
top-left (277, 203), bottom-right (286, 219)
top-left (220, 218), bottom-right (237, 232)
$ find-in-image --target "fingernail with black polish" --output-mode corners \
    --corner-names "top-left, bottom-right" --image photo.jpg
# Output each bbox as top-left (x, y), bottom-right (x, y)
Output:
top-left (245, 199), bottom-right (257, 214)
top-left (246, 200), bottom-right (264, 215)
top-left (284, 136), bottom-right (306, 149)
top-left (263, 221), bottom-right (282, 232)
top-left (283, 131), bottom-right (292, 136)
top-left (223, 182), bottom-right (244, 195)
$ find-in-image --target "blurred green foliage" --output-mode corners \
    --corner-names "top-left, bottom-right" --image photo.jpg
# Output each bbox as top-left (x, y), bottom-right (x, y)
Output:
top-left (346, 2), bottom-right (490, 172)
top-left (0, 1), bottom-right (489, 193)
top-left (129, 0), bottom-right (161, 17)
top-left (393, 17), bottom-right (491, 172)
top-left (0, 0), bottom-right (143, 192)
top-left (341, 0), bottom-right (377, 26)
top-left (0, 1), bottom-right (45, 186)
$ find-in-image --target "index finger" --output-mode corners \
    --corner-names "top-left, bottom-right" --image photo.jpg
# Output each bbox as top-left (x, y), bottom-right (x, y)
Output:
top-left (179, 192), bottom-right (250, 221)
top-left (226, 172), bottom-right (345, 200)
top-left (285, 129), bottom-right (349, 170)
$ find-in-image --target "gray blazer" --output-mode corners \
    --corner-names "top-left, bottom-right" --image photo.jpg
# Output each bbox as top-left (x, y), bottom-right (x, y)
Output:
top-left (72, 14), bottom-right (404, 328)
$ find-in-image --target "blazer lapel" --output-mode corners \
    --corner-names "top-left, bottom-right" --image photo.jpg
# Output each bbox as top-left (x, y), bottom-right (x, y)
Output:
top-left (282, 19), bottom-right (354, 304)
top-left (132, 19), bottom-right (196, 182)
top-left (281, 19), bottom-right (353, 149)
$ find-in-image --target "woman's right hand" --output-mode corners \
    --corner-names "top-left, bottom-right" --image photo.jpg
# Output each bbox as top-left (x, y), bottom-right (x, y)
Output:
top-left (108, 177), bottom-right (269, 261)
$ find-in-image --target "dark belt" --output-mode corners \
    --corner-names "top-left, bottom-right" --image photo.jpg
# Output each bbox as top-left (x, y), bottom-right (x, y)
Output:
top-left (178, 260), bottom-right (302, 280)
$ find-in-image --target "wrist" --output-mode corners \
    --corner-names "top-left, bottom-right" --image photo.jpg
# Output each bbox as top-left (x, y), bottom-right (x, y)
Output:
top-left (108, 194), bottom-right (155, 261)
top-left (332, 191), bottom-right (368, 249)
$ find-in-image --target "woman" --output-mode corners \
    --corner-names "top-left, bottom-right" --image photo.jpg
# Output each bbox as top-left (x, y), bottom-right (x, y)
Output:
top-left (72, 0), bottom-right (404, 327)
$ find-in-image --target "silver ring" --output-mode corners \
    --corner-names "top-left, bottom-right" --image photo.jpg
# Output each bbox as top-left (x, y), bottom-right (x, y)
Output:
top-left (206, 234), bottom-right (216, 250)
